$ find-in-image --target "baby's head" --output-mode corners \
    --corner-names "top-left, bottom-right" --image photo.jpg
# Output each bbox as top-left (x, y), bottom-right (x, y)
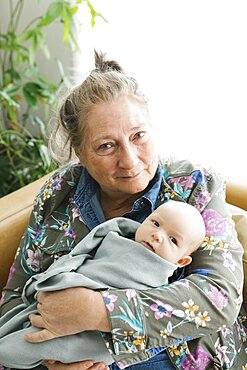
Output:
top-left (135, 201), bottom-right (206, 267)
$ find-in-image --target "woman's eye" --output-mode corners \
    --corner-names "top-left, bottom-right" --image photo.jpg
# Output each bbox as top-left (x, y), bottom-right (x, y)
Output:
top-left (100, 143), bottom-right (112, 150)
top-left (134, 131), bottom-right (148, 141)
top-left (169, 236), bottom-right (178, 245)
top-left (135, 131), bottom-right (145, 138)
top-left (97, 142), bottom-right (115, 154)
top-left (152, 220), bottom-right (159, 227)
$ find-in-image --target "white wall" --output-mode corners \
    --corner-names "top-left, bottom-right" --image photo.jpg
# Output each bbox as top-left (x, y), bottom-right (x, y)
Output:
top-left (75, 0), bottom-right (247, 183)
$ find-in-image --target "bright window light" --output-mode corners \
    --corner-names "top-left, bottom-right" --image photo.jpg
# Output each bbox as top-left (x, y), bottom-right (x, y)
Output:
top-left (75, 0), bottom-right (247, 183)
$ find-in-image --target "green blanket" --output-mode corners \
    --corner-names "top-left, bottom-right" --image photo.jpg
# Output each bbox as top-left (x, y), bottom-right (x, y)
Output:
top-left (0, 217), bottom-right (176, 369)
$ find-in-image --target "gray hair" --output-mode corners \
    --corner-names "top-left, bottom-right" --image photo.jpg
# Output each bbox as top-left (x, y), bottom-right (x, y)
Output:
top-left (49, 51), bottom-right (149, 165)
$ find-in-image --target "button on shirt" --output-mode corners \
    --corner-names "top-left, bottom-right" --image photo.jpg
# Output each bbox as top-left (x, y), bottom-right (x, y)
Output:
top-left (74, 164), bottom-right (166, 358)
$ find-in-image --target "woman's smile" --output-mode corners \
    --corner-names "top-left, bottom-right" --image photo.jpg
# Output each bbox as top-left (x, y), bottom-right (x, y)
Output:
top-left (117, 170), bottom-right (143, 179)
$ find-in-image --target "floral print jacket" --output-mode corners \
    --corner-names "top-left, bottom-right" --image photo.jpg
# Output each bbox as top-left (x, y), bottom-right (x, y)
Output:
top-left (0, 158), bottom-right (247, 370)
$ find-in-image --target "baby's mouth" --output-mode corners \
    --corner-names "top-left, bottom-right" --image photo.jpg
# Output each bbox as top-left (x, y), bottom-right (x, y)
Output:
top-left (143, 241), bottom-right (155, 252)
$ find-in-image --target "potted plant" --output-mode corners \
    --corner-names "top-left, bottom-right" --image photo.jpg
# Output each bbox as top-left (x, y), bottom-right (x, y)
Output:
top-left (0, 0), bottom-right (105, 197)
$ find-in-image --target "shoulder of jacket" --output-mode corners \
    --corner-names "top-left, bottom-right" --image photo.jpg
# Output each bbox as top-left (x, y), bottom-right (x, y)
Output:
top-left (33, 163), bottom-right (82, 216)
top-left (159, 156), bottom-right (224, 184)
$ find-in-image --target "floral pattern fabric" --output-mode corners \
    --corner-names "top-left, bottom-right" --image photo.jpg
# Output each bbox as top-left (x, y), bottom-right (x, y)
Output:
top-left (0, 159), bottom-right (247, 369)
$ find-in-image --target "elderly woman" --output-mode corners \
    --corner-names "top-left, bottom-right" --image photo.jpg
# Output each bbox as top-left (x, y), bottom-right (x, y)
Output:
top-left (0, 51), bottom-right (246, 370)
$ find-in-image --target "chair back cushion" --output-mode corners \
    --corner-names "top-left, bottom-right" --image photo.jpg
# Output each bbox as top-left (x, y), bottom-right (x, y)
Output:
top-left (228, 204), bottom-right (247, 310)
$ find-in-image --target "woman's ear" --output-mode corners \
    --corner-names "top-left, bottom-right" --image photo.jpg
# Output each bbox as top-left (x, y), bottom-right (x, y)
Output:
top-left (75, 148), bottom-right (84, 166)
top-left (176, 256), bottom-right (192, 267)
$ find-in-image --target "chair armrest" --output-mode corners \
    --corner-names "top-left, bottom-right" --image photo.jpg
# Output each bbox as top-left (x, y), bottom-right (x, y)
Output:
top-left (0, 174), bottom-right (51, 293)
top-left (226, 182), bottom-right (247, 211)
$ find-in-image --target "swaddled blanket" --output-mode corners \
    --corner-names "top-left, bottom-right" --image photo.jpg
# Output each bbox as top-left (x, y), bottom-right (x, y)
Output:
top-left (0, 217), bottom-right (176, 369)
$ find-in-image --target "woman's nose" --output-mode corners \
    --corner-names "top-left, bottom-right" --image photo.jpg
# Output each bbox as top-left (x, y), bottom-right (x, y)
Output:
top-left (118, 144), bottom-right (138, 169)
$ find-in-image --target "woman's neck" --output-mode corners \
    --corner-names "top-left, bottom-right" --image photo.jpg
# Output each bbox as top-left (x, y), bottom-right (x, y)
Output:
top-left (100, 190), bottom-right (145, 220)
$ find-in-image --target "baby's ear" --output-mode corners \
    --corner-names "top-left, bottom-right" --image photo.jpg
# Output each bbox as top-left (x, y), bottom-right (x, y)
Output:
top-left (176, 256), bottom-right (192, 267)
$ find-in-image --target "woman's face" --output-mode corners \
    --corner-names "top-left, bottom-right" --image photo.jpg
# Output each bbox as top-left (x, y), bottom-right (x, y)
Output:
top-left (76, 96), bottom-right (158, 198)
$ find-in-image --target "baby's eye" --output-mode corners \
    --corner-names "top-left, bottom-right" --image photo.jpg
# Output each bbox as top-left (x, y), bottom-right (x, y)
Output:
top-left (152, 220), bottom-right (160, 227)
top-left (169, 236), bottom-right (178, 245)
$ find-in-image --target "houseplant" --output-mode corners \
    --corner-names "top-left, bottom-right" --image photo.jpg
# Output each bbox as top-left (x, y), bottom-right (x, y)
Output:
top-left (0, 0), bottom-right (105, 197)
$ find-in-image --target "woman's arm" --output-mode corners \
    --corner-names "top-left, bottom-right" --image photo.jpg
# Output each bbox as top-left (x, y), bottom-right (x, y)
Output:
top-left (102, 168), bottom-right (244, 359)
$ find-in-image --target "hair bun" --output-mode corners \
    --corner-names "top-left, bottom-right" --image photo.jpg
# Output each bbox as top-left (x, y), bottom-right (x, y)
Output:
top-left (94, 50), bottom-right (124, 73)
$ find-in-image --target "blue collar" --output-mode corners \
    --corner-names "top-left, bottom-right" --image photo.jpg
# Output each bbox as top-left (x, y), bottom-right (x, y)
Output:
top-left (74, 164), bottom-right (163, 230)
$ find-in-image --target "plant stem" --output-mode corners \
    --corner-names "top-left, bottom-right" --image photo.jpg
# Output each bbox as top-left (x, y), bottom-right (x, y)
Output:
top-left (13, 0), bottom-right (24, 32)
top-left (22, 16), bottom-right (43, 33)
top-left (6, 118), bottom-right (34, 137)
top-left (7, 145), bottom-right (38, 165)
top-left (8, 0), bottom-right (25, 33)
top-left (0, 52), bottom-right (4, 85)
top-left (5, 146), bottom-right (25, 188)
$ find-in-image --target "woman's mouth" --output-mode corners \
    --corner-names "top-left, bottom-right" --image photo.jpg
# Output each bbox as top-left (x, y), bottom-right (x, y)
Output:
top-left (119, 170), bottom-right (143, 179)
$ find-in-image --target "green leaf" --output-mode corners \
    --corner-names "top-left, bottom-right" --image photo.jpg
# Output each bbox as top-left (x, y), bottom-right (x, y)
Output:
top-left (30, 29), bottom-right (46, 65)
top-left (56, 59), bottom-right (72, 88)
top-left (1, 103), bottom-right (19, 125)
top-left (15, 49), bottom-right (29, 66)
top-left (0, 90), bottom-right (19, 108)
top-left (5, 84), bottom-right (21, 96)
top-left (0, 131), bottom-right (57, 196)
top-left (30, 115), bottom-right (46, 137)
top-left (70, 6), bottom-right (79, 15)
top-left (0, 33), bottom-right (10, 43)
top-left (16, 29), bottom-right (34, 43)
top-left (38, 143), bottom-right (52, 168)
top-left (62, 6), bottom-right (71, 44)
top-left (23, 91), bottom-right (37, 108)
top-left (23, 82), bottom-right (42, 95)
top-left (39, 41), bottom-right (50, 59)
top-left (23, 82), bottom-right (42, 108)
top-left (35, 76), bottom-right (57, 102)
top-left (38, 2), bottom-right (64, 27)
top-left (4, 69), bottom-right (21, 84)
top-left (86, 1), bottom-right (108, 27)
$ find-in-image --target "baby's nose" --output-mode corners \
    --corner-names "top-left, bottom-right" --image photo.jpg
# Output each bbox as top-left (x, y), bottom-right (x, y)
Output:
top-left (152, 231), bottom-right (163, 243)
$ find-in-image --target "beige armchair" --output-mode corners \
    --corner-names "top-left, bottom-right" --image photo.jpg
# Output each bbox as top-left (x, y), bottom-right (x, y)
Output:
top-left (0, 175), bottom-right (246, 310)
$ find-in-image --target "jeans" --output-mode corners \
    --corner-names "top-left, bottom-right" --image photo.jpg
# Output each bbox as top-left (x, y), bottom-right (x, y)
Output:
top-left (110, 350), bottom-right (174, 370)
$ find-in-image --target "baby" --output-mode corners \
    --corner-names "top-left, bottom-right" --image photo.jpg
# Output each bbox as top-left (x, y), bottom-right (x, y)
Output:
top-left (136, 200), bottom-right (206, 267)
top-left (0, 201), bottom-right (205, 369)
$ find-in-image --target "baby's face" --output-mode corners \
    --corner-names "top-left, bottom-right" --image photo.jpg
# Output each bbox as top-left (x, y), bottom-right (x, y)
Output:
top-left (135, 201), bottom-right (205, 265)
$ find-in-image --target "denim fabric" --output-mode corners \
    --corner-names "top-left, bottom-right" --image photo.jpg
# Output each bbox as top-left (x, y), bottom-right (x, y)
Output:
top-left (110, 351), bottom-right (174, 370)
top-left (74, 165), bottom-right (163, 230)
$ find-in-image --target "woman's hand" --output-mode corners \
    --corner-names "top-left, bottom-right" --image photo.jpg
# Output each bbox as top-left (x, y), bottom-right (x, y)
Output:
top-left (24, 287), bottom-right (110, 343)
top-left (43, 360), bottom-right (109, 370)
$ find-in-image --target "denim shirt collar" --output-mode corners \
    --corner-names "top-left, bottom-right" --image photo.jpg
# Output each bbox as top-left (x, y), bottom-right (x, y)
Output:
top-left (74, 164), bottom-right (163, 230)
